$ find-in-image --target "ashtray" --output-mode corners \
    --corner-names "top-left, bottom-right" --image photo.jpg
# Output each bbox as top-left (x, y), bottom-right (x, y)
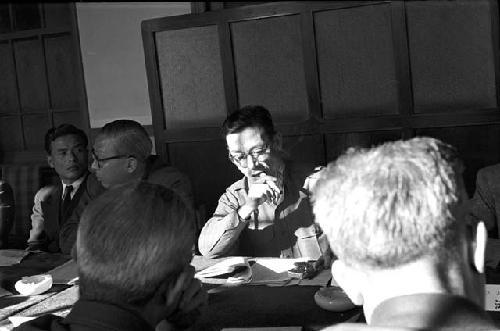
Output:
top-left (314, 286), bottom-right (356, 312)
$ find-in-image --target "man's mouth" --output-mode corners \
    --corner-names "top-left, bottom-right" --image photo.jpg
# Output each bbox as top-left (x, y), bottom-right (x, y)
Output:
top-left (67, 166), bottom-right (80, 172)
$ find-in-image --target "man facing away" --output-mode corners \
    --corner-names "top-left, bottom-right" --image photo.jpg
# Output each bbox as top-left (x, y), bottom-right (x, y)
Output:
top-left (58, 119), bottom-right (194, 254)
top-left (468, 162), bottom-right (500, 268)
top-left (27, 124), bottom-right (103, 253)
top-left (198, 105), bottom-right (329, 260)
top-left (15, 182), bottom-right (206, 331)
top-left (313, 137), bottom-right (497, 330)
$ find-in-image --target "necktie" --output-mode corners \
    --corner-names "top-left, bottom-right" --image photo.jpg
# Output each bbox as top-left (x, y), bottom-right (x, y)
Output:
top-left (61, 185), bottom-right (73, 217)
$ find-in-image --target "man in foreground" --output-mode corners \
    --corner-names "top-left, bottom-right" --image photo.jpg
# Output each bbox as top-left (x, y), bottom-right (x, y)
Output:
top-left (15, 182), bottom-right (206, 331)
top-left (27, 124), bottom-right (103, 252)
top-left (313, 137), bottom-right (496, 329)
top-left (468, 163), bottom-right (500, 268)
top-left (59, 119), bottom-right (193, 254)
top-left (198, 105), bottom-right (328, 260)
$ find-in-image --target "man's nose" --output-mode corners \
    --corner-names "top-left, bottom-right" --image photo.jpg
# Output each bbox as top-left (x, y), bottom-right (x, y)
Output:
top-left (246, 154), bottom-right (257, 170)
top-left (90, 159), bottom-right (99, 171)
top-left (66, 151), bottom-right (77, 162)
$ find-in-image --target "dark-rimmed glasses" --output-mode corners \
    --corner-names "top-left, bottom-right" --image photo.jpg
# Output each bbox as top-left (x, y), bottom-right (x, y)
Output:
top-left (228, 146), bottom-right (270, 167)
top-left (91, 149), bottom-right (134, 169)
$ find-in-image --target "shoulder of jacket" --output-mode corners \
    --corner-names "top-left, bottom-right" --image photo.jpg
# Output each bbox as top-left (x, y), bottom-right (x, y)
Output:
top-left (478, 164), bottom-right (500, 178)
top-left (35, 185), bottom-right (59, 200)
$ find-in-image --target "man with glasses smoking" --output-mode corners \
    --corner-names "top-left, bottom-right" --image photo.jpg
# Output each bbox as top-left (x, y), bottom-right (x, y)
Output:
top-left (58, 119), bottom-right (193, 254)
top-left (198, 105), bottom-right (329, 260)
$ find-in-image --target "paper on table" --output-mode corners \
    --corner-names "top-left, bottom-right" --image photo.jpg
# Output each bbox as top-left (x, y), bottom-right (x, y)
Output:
top-left (221, 328), bottom-right (302, 331)
top-left (195, 257), bottom-right (251, 284)
top-left (48, 260), bottom-right (78, 285)
top-left (0, 286), bottom-right (12, 298)
top-left (0, 249), bottom-right (28, 266)
top-left (485, 284), bottom-right (500, 311)
top-left (249, 258), bottom-right (309, 286)
top-left (8, 316), bottom-right (37, 327)
top-left (298, 269), bottom-right (332, 287)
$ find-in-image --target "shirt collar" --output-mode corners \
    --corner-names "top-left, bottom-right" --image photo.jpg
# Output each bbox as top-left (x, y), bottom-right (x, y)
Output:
top-left (61, 173), bottom-right (86, 198)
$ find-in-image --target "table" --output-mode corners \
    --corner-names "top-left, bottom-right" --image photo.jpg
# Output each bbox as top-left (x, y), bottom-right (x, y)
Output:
top-left (0, 254), bottom-right (362, 330)
top-left (193, 285), bottom-right (361, 331)
top-left (0, 252), bottom-right (73, 329)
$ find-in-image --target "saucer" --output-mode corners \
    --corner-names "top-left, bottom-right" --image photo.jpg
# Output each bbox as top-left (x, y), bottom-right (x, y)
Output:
top-left (314, 286), bottom-right (356, 312)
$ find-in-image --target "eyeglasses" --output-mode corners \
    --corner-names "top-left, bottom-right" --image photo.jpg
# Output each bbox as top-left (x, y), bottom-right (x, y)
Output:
top-left (91, 149), bottom-right (134, 169)
top-left (228, 146), bottom-right (270, 167)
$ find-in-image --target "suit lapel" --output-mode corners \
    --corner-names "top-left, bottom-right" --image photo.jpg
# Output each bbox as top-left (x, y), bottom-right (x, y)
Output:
top-left (42, 184), bottom-right (62, 234)
top-left (61, 172), bottom-right (89, 222)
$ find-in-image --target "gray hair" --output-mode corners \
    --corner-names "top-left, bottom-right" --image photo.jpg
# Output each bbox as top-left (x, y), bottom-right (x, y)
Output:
top-left (77, 181), bottom-right (194, 303)
top-left (98, 119), bottom-right (152, 161)
top-left (313, 137), bottom-right (464, 269)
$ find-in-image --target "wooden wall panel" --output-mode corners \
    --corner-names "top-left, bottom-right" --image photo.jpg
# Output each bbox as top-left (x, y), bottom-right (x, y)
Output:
top-left (283, 134), bottom-right (325, 167)
top-left (143, 1), bottom-right (500, 222)
top-left (155, 26), bottom-right (227, 129)
top-left (0, 5), bottom-right (10, 33)
top-left (0, 116), bottom-right (23, 152)
top-left (23, 114), bottom-right (50, 150)
top-left (168, 140), bottom-right (241, 214)
top-left (53, 111), bottom-right (82, 128)
top-left (43, 3), bottom-right (72, 29)
top-left (13, 38), bottom-right (48, 113)
top-left (231, 15), bottom-right (308, 122)
top-left (13, 4), bottom-right (41, 31)
top-left (315, 4), bottom-right (399, 118)
top-left (325, 130), bottom-right (403, 163)
top-left (45, 34), bottom-right (79, 109)
top-left (406, 1), bottom-right (497, 113)
top-left (416, 125), bottom-right (500, 196)
top-left (0, 42), bottom-right (19, 114)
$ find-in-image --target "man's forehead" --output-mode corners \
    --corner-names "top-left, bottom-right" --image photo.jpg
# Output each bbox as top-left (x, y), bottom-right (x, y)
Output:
top-left (226, 127), bottom-right (267, 151)
top-left (93, 135), bottom-right (118, 153)
top-left (52, 134), bottom-right (85, 149)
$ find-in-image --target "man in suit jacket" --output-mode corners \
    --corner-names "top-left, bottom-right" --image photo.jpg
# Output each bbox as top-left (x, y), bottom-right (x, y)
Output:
top-left (468, 164), bottom-right (500, 268)
top-left (27, 124), bottom-right (104, 253)
top-left (58, 119), bottom-right (193, 254)
top-left (313, 137), bottom-right (496, 330)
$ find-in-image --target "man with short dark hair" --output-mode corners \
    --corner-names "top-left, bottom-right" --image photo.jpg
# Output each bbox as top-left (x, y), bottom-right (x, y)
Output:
top-left (27, 124), bottom-right (103, 253)
top-left (314, 137), bottom-right (496, 330)
top-left (15, 182), bottom-right (206, 331)
top-left (198, 105), bottom-right (328, 259)
top-left (59, 119), bottom-right (194, 254)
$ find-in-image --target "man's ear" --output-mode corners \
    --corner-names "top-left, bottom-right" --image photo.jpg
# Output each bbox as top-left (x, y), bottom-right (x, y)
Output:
top-left (331, 260), bottom-right (364, 305)
top-left (126, 157), bottom-right (138, 173)
top-left (47, 155), bottom-right (55, 169)
top-left (473, 221), bottom-right (487, 274)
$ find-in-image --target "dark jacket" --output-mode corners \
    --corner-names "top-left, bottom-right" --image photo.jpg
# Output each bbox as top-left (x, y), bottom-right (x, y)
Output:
top-left (27, 172), bottom-right (104, 253)
top-left (322, 293), bottom-right (497, 331)
top-left (13, 300), bottom-right (153, 331)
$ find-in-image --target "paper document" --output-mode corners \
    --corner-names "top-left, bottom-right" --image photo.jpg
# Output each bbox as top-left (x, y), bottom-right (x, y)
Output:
top-left (485, 284), bottom-right (500, 311)
top-left (221, 328), bottom-right (302, 331)
top-left (249, 258), bottom-right (308, 286)
top-left (49, 260), bottom-right (78, 285)
top-left (195, 257), bottom-right (251, 284)
top-left (0, 249), bottom-right (28, 266)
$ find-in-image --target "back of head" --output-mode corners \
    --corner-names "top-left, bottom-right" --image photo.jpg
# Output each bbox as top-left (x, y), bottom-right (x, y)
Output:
top-left (44, 124), bottom-right (88, 154)
top-left (313, 137), bottom-right (463, 270)
top-left (77, 181), bottom-right (195, 304)
top-left (98, 120), bottom-right (152, 161)
top-left (222, 105), bottom-right (276, 141)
